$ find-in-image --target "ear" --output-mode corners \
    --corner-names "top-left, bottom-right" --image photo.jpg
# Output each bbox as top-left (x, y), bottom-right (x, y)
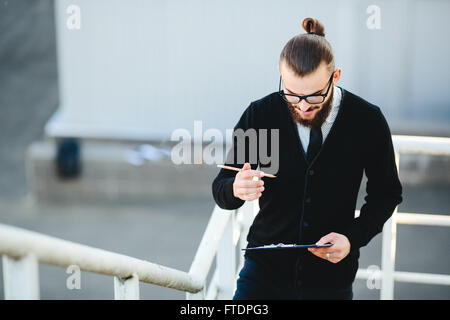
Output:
top-left (332, 68), bottom-right (341, 84)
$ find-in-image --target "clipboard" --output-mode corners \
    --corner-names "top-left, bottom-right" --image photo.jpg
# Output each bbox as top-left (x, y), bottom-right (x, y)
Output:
top-left (242, 243), bottom-right (333, 251)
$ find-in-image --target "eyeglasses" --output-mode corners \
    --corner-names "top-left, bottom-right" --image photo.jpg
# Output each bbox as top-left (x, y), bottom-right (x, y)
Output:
top-left (278, 72), bottom-right (334, 105)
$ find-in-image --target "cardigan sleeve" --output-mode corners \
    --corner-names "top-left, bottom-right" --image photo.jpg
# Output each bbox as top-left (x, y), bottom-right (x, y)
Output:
top-left (212, 103), bottom-right (259, 210)
top-left (342, 107), bottom-right (403, 250)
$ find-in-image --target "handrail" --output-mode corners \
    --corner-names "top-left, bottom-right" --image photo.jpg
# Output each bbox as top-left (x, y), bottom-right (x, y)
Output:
top-left (396, 212), bottom-right (450, 226)
top-left (0, 223), bottom-right (202, 294)
top-left (357, 134), bottom-right (450, 299)
top-left (392, 135), bottom-right (450, 155)
top-left (355, 210), bottom-right (450, 227)
top-left (355, 269), bottom-right (450, 286)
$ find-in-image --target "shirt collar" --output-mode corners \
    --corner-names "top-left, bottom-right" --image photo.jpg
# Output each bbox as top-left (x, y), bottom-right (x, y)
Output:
top-left (324, 85), bottom-right (341, 124)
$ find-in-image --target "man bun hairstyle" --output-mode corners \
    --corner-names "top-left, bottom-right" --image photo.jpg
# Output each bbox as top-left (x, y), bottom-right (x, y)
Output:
top-left (280, 17), bottom-right (334, 77)
top-left (302, 17), bottom-right (325, 36)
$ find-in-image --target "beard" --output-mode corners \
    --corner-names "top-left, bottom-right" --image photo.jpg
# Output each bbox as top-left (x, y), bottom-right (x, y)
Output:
top-left (287, 86), bottom-right (334, 129)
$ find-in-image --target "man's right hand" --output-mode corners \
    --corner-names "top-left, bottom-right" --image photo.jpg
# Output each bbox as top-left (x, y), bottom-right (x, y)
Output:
top-left (232, 163), bottom-right (265, 201)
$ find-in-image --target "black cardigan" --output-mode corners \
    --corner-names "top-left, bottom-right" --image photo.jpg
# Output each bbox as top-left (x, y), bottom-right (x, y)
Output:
top-left (212, 88), bottom-right (403, 289)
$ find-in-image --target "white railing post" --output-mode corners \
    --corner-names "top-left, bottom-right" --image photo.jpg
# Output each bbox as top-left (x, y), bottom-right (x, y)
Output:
top-left (380, 152), bottom-right (400, 300)
top-left (114, 273), bottom-right (140, 300)
top-left (216, 211), bottom-right (235, 300)
top-left (238, 201), bottom-right (256, 270)
top-left (2, 254), bottom-right (40, 300)
top-left (380, 214), bottom-right (396, 300)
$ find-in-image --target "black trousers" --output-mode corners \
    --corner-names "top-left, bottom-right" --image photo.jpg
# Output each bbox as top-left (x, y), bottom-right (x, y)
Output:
top-left (233, 256), bottom-right (353, 300)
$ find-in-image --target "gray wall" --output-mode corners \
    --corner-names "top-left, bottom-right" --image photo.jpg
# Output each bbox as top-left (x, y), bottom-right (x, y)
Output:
top-left (46, 0), bottom-right (450, 141)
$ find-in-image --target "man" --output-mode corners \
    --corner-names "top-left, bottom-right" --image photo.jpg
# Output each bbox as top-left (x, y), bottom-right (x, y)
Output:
top-left (212, 17), bottom-right (402, 300)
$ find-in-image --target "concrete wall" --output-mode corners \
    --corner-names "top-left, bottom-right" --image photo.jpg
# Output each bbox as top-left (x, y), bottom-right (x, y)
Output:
top-left (46, 0), bottom-right (450, 141)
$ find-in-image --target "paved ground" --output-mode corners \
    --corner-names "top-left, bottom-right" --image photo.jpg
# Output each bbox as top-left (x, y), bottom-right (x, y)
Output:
top-left (0, 0), bottom-right (448, 300)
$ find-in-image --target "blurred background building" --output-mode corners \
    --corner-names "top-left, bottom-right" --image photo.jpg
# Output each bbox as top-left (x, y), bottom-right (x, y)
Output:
top-left (0, 0), bottom-right (448, 299)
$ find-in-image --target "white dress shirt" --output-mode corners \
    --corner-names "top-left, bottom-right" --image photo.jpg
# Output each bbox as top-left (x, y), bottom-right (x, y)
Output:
top-left (297, 86), bottom-right (342, 154)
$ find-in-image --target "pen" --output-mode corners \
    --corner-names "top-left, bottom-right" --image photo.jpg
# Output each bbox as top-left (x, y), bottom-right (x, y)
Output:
top-left (217, 165), bottom-right (277, 178)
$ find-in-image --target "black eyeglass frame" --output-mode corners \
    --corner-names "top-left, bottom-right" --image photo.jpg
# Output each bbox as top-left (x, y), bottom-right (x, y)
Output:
top-left (278, 72), bottom-right (335, 105)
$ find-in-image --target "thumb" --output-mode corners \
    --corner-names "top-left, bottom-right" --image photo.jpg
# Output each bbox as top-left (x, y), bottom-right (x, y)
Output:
top-left (316, 233), bottom-right (336, 246)
top-left (242, 162), bottom-right (251, 171)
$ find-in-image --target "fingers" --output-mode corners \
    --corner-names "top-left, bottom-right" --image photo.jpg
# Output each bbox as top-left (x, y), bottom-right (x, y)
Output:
top-left (236, 179), bottom-right (264, 188)
top-left (237, 162), bottom-right (265, 179)
top-left (242, 162), bottom-right (251, 170)
top-left (308, 247), bottom-right (338, 263)
top-left (238, 169), bottom-right (265, 180)
top-left (308, 232), bottom-right (351, 264)
top-left (308, 246), bottom-right (333, 256)
top-left (239, 193), bottom-right (262, 201)
top-left (316, 232), bottom-right (338, 246)
top-left (324, 252), bottom-right (337, 263)
top-left (233, 163), bottom-right (266, 201)
top-left (234, 178), bottom-right (264, 194)
top-left (308, 232), bottom-right (337, 262)
top-left (236, 186), bottom-right (264, 195)
top-left (234, 184), bottom-right (264, 200)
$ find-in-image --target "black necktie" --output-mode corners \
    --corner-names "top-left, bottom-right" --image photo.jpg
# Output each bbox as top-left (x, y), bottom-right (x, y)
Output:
top-left (307, 126), bottom-right (322, 163)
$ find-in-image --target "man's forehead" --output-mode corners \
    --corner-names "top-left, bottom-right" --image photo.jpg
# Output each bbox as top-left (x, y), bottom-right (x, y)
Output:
top-left (280, 63), bottom-right (330, 96)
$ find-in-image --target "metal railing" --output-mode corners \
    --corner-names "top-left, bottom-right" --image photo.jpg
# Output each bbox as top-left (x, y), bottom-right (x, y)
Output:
top-left (1, 135), bottom-right (449, 299)
top-left (0, 223), bottom-right (202, 299)
top-left (186, 199), bottom-right (258, 299)
top-left (353, 135), bottom-right (450, 299)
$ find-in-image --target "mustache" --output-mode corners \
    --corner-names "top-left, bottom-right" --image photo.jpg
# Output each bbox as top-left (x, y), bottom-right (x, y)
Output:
top-left (294, 105), bottom-right (320, 112)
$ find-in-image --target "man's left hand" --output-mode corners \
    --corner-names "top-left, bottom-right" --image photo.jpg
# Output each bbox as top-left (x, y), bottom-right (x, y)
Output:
top-left (308, 232), bottom-right (351, 264)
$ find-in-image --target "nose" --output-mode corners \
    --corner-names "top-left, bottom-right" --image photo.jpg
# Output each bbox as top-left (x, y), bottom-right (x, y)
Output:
top-left (296, 99), bottom-right (311, 111)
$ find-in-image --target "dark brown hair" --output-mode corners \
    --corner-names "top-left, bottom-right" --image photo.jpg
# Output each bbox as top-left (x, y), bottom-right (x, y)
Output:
top-left (280, 17), bottom-right (334, 77)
